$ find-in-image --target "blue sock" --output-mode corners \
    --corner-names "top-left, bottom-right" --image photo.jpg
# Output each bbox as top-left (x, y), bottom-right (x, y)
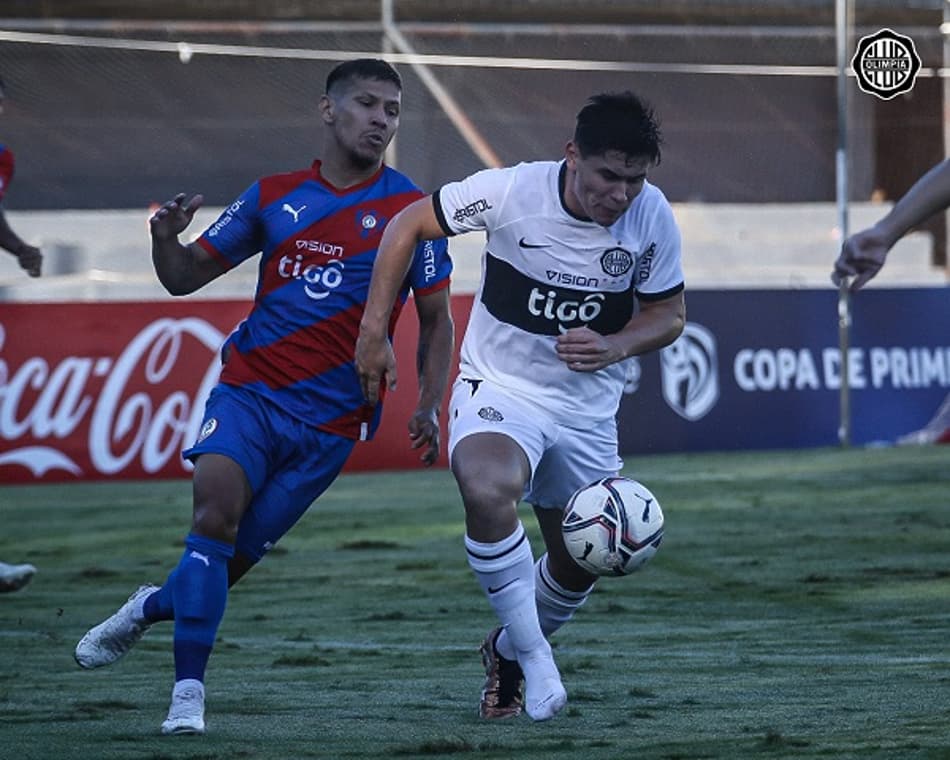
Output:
top-left (143, 569), bottom-right (177, 623)
top-left (172, 533), bottom-right (234, 683)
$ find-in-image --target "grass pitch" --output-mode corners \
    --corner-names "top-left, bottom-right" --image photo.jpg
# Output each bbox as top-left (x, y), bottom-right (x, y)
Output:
top-left (1, 446), bottom-right (949, 759)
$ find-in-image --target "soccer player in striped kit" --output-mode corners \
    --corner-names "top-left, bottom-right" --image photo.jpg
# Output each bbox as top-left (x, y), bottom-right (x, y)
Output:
top-left (74, 59), bottom-right (454, 735)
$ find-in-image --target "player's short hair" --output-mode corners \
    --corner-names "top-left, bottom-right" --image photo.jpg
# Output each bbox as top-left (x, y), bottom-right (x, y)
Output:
top-left (325, 59), bottom-right (402, 96)
top-left (574, 91), bottom-right (662, 165)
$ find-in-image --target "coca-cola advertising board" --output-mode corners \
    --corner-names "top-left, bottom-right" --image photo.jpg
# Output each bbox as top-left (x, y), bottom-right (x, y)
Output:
top-left (3, 290), bottom-right (944, 484)
top-left (0, 298), bottom-right (472, 484)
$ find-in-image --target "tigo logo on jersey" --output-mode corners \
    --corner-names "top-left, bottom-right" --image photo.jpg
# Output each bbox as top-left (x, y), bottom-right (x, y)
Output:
top-left (851, 28), bottom-right (921, 100)
top-left (528, 288), bottom-right (605, 333)
top-left (278, 254), bottom-right (345, 300)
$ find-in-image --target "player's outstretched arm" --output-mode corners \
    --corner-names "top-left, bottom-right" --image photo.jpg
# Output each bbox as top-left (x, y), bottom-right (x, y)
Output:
top-left (833, 159), bottom-right (950, 291)
top-left (357, 196), bottom-right (447, 405)
top-left (149, 193), bottom-right (225, 295)
top-left (409, 286), bottom-right (454, 466)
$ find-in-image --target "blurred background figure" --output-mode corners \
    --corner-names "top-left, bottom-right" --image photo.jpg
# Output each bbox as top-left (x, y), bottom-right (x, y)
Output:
top-left (832, 158), bottom-right (950, 445)
top-left (0, 77), bottom-right (42, 277)
top-left (0, 560), bottom-right (36, 592)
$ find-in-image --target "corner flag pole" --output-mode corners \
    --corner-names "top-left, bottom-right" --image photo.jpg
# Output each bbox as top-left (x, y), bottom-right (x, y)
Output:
top-left (835, 0), bottom-right (852, 447)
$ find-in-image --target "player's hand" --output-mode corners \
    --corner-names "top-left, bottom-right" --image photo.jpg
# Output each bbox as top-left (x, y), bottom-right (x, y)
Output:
top-left (355, 330), bottom-right (397, 406)
top-left (555, 326), bottom-right (623, 372)
top-left (831, 227), bottom-right (888, 292)
top-left (408, 407), bottom-right (440, 466)
top-left (149, 193), bottom-right (204, 241)
top-left (16, 243), bottom-right (42, 278)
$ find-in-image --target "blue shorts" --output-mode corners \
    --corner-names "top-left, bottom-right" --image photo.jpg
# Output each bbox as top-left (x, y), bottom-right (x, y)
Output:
top-left (183, 384), bottom-right (356, 562)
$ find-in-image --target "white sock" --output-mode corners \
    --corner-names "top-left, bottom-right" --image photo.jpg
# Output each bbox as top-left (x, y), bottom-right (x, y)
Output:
top-left (172, 678), bottom-right (204, 698)
top-left (464, 523), bottom-right (545, 655)
top-left (496, 554), bottom-right (594, 661)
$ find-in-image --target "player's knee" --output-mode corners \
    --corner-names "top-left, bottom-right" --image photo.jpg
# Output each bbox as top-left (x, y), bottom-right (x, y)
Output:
top-left (455, 470), bottom-right (521, 513)
top-left (191, 502), bottom-right (241, 543)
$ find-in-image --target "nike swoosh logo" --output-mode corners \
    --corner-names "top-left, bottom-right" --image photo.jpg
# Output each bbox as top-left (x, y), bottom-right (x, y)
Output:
top-left (518, 237), bottom-right (551, 249)
top-left (487, 578), bottom-right (518, 594)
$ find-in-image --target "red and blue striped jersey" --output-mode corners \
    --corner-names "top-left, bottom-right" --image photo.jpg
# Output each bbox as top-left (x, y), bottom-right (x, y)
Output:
top-left (197, 160), bottom-right (451, 441)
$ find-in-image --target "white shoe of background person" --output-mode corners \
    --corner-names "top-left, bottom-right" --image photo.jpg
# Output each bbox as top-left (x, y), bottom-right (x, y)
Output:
top-left (0, 561), bottom-right (36, 593)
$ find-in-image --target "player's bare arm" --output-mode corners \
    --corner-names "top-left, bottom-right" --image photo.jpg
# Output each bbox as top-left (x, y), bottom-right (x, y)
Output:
top-left (408, 286), bottom-right (455, 466)
top-left (356, 195), bottom-right (446, 404)
top-left (0, 208), bottom-right (41, 277)
top-left (833, 158), bottom-right (950, 292)
top-left (555, 290), bottom-right (685, 372)
top-left (150, 193), bottom-right (226, 295)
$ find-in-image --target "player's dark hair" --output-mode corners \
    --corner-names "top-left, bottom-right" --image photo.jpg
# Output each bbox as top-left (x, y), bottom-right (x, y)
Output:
top-left (325, 58), bottom-right (402, 95)
top-left (574, 91), bottom-right (662, 165)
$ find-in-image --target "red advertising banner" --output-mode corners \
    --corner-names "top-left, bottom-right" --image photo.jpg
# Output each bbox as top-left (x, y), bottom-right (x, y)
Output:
top-left (0, 297), bottom-right (472, 483)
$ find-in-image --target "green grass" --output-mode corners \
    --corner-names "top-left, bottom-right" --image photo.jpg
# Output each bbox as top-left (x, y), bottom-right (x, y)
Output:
top-left (2, 446), bottom-right (949, 759)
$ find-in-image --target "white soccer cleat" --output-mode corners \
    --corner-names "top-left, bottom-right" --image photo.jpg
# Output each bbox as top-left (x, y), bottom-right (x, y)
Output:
top-left (0, 561), bottom-right (36, 593)
top-left (161, 679), bottom-right (206, 735)
top-left (74, 584), bottom-right (159, 669)
top-left (518, 643), bottom-right (567, 721)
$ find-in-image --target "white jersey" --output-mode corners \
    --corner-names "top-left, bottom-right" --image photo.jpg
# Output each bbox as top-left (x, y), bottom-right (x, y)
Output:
top-left (435, 159), bottom-right (684, 427)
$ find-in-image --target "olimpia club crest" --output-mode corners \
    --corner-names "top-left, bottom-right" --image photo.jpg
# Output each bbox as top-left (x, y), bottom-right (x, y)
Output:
top-left (851, 28), bottom-right (921, 101)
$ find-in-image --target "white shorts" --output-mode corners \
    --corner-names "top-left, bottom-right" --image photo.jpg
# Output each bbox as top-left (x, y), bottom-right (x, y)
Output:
top-left (448, 376), bottom-right (622, 510)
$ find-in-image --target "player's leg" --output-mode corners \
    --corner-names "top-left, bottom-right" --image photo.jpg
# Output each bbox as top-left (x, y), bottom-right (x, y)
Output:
top-left (449, 379), bottom-right (566, 721)
top-left (495, 418), bottom-right (617, 662)
top-left (75, 385), bottom-right (265, 735)
top-left (162, 422), bottom-right (353, 736)
top-left (73, 452), bottom-right (248, 733)
top-left (160, 452), bottom-right (248, 736)
top-left (531, 508), bottom-right (597, 633)
top-left (229, 424), bottom-right (356, 574)
top-left (136, 547), bottom-right (254, 626)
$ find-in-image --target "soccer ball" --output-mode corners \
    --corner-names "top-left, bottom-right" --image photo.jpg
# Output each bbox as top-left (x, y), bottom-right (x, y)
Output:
top-left (561, 477), bottom-right (664, 577)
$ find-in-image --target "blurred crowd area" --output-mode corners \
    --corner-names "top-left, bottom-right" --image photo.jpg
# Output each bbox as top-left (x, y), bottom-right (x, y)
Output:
top-left (0, 1), bottom-right (947, 294)
top-left (1, 1), bottom-right (943, 25)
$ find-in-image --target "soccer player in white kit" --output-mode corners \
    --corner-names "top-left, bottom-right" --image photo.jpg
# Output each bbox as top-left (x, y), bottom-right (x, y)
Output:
top-left (357, 92), bottom-right (685, 721)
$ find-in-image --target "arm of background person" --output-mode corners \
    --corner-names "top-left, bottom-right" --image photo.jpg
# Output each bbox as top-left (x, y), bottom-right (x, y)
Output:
top-left (832, 158), bottom-right (950, 291)
top-left (0, 207), bottom-right (41, 277)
